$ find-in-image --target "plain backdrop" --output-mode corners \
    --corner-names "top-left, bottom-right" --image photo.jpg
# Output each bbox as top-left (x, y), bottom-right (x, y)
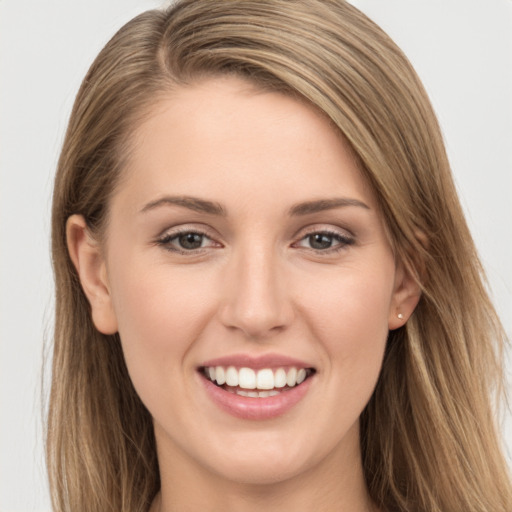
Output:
top-left (1, 1), bottom-right (511, 510)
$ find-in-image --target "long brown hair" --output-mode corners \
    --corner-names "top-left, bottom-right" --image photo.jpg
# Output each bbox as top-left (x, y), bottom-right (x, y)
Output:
top-left (47, 1), bottom-right (512, 511)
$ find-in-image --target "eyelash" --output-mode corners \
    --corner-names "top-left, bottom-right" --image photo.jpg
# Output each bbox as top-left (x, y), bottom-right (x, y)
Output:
top-left (155, 228), bottom-right (219, 255)
top-left (293, 229), bottom-right (355, 254)
top-left (155, 228), bottom-right (354, 255)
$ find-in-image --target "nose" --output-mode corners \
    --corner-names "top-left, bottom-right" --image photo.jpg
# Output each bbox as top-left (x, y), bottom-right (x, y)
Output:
top-left (218, 244), bottom-right (294, 340)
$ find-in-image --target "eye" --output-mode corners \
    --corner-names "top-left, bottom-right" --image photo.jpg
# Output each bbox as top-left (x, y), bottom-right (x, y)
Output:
top-left (175, 232), bottom-right (207, 250)
top-left (156, 229), bottom-right (220, 253)
top-left (294, 230), bottom-right (354, 253)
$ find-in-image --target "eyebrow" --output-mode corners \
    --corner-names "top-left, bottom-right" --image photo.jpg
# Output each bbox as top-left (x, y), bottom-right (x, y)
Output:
top-left (140, 195), bottom-right (369, 217)
top-left (288, 197), bottom-right (370, 216)
top-left (140, 195), bottom-right (226, 216)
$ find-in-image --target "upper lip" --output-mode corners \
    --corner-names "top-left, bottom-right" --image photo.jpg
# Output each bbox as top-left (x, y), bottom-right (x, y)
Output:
top-left (200, 353), bottom-right (314, 370)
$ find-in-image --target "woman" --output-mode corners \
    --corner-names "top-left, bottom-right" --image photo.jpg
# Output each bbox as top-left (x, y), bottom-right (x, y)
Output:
top-left (46, 1), bottom-right (512, 511)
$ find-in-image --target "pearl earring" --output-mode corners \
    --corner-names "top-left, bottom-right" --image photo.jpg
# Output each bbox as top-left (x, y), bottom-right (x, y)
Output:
top-left (397, 313), bottom-right (404, 320)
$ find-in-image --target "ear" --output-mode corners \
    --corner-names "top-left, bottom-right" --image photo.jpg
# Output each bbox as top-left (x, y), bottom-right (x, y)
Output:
top-left (66, 214), bottom-right (118, 334)
top-left (388, 261), bottom-right (422, 330)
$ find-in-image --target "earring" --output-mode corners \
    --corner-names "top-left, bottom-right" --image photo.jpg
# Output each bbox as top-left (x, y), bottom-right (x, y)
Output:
top-left (397, 313), bottom-right (404, 320)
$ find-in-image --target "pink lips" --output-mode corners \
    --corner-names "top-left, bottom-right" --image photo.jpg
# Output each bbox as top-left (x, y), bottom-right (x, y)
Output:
top-left (201, 353), bottom-right (313, 370)
top-left (198, 353), bottom-right (315, 420)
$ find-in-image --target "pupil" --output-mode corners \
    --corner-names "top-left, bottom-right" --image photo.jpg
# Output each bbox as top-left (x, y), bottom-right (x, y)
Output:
top-left (179, 233), bottom-right (203, 249)
top-left (310, 233), bottom-right (332, 249)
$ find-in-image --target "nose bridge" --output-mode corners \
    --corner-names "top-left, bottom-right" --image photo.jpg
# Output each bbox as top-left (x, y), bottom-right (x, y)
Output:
top-left (220, 240), bottom-right (292, 338)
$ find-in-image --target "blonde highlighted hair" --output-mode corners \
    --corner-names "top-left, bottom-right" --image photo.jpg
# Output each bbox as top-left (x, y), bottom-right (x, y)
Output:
top-left (47, 1), bottom-right (512, 511)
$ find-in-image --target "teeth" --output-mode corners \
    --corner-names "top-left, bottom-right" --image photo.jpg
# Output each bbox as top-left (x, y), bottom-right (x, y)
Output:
top-left (225, 366), bottom-right (238, 387)
top-left (286, 367), bottom-right (297, 387)
top-left (233, 388), bottom-right (284, 397)
top-left (274, 368), bottom-right (287, 388)
top-left (239, 367), bottom-right (256, 389)
top-left (215, 366), bottom-right (226, 385)
top-left (256, 368), bottom-right (274, 390)
top-left (207, 365), bottom-right (312, 390)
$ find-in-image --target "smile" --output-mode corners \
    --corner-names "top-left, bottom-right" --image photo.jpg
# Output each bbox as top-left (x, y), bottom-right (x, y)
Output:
top-left (202, 366), bottom-right (314, 397)
top-left (198, 356), bottom-right (316, 420)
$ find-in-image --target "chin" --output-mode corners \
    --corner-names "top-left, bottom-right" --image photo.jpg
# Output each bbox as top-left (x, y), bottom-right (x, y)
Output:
top-left (212, 455), bottom-right (311, 487)
top-left (199, 433), bottom-right (325, 487)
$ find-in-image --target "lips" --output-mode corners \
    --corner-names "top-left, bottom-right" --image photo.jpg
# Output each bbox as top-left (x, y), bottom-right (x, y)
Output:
top-left (198, 354), bottom-right (316, 420)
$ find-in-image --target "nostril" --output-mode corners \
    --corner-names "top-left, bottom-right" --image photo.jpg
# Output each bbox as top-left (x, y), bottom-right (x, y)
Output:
top-left (217, 264), bottom-right (294, 338)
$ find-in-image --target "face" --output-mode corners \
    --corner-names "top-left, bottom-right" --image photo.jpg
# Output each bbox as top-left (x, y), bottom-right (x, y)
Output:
top-left (70, 76), bottom-right (417, 490)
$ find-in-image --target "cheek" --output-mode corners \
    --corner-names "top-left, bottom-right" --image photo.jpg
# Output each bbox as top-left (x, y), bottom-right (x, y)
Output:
top-left (300, 262), bottom-right (394, 388)
top-left (304, 260), bottom-right (393, 332)
top-left (106, 259), bottom-right (218, 396)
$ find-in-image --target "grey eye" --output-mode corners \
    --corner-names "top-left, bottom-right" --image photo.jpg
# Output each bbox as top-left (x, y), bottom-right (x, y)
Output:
top-left (308, 233), bottom-right (336, 249)
top-left (177, 232), bottom-right (205, 250)
top-left (294, 230), bottom-right (354, 253)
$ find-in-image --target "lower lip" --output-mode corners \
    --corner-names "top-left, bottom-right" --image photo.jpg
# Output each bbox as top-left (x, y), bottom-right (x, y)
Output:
top-left (200, 373), bottom-right (313, 420)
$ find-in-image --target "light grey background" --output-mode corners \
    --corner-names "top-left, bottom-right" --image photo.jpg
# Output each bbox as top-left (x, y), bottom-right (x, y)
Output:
top-left (1, 1), bottom-right (510, 510)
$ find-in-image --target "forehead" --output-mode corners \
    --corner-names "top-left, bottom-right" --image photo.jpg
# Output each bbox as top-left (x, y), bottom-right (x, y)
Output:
top-left (115, 76), bottom-right (375, 215)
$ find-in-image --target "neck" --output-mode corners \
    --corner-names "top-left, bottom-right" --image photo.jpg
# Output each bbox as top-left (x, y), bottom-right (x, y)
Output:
top-left (152, 424), bottom-right (377, 512)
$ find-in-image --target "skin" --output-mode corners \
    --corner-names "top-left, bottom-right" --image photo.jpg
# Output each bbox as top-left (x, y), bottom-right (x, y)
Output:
top-left (68, 76), bottom-right (420, 512)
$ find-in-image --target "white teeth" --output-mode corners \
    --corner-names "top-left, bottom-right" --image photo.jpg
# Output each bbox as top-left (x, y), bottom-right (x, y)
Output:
top-left (286, 367), bottom-right (297, 387)
top-left (215, 366), bottom-right (226, 385)
top-left (274, 368), bottom-right (287, 388)
top-left (239, 367), bottom-right (256, 389)
top-left (235, 389), bottom-right (277, 398)
top-left (206, 365), bottom-right (312, 390)
top-left (225, 366), bottom-right (238, 387)
top-left (256, 368), bottom-right (274, 390)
